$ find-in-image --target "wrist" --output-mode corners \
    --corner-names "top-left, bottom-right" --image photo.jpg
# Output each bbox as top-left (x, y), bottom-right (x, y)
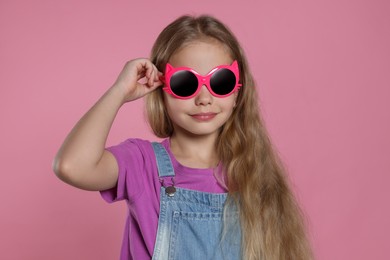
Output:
top-left (109, 83), bottom-right (129, 105)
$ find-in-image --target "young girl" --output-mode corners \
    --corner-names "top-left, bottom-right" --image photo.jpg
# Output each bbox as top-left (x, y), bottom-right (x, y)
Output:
top-left (54, 15), bottom-right (313, 260)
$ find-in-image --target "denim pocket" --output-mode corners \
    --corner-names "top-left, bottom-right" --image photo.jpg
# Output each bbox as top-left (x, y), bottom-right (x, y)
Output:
top-left (168, 211), bottom-right (240, 260)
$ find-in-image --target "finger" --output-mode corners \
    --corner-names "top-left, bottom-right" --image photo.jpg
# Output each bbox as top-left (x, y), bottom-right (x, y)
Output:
top-left (150, 64), bottom-right (162, 86)
top-left (135, 59), bottom-right (151, 77)
top-left (156, 71), bottom-right (163, 81)
top-left (149, 79), bottom-right (163, 91)
top-left (137, 71), bottom-right (146, 80)
top-left (148, 69), bottom-right (155, 87)
top-left (142, 63), bottom-right (153, 86)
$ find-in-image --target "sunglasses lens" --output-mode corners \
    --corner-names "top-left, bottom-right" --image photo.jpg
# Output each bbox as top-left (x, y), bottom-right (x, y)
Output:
top-left (210, 68), bottom-right (237, 95)
top-left (170, 70), bottom-right (198, 97)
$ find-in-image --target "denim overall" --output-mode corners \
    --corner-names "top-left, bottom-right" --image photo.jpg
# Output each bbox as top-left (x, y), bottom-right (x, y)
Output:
top-left (151, 142), bottom-right (241, 260)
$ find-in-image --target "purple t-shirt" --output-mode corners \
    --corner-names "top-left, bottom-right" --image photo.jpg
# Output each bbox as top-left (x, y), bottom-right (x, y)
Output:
top-left (100, 138), bottom-right (227, 260)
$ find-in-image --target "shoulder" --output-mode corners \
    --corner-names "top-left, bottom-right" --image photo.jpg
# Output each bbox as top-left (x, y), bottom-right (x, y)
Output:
top-left (106, 138), bottom-right (166, 162)
top-left (107, 138), bottom-right (154, 153)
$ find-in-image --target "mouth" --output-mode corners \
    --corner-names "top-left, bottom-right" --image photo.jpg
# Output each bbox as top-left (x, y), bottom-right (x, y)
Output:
top-left (190, 112), bottom-right (217, 121)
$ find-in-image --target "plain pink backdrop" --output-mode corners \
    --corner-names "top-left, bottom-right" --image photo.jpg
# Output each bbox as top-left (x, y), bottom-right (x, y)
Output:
top-left (1, 0), bottom-right (389, 259)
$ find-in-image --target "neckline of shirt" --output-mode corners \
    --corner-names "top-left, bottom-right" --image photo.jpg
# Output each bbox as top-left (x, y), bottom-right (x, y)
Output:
top-left (161, 138), bottom-right (220, 176)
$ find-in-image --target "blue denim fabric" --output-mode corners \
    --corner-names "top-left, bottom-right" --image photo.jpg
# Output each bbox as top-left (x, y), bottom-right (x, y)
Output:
top-left (151, 142), bottom-right (241, 260)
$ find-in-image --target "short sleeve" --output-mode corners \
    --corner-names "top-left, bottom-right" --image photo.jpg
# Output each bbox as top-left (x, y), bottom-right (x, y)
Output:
top-left (100, 139), bottom-right (147, 203)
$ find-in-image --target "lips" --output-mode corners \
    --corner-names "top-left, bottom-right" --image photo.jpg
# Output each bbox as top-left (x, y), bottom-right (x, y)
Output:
top-left (190, 112), bottom-right (217, 121)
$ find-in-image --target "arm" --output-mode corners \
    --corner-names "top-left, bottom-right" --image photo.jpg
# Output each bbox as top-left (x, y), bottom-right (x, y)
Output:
top-left (52, 59), bottom-right (162, 191)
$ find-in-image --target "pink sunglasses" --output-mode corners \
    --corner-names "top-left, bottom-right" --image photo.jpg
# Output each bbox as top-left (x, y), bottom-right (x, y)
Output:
top-left (161, 60), bottom-right (242, 99)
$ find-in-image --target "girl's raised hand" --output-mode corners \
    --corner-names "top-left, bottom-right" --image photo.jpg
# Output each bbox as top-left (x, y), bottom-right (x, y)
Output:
top-left (113, 58), bottom-right (163, 103)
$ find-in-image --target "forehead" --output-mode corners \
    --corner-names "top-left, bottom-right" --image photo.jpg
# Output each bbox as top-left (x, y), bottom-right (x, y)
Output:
top-left (169, 39), bottom-right (233, 75)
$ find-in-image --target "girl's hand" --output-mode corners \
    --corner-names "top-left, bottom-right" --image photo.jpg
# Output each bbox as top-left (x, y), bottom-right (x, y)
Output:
top-left (113, 58), bottom-right (163, 103)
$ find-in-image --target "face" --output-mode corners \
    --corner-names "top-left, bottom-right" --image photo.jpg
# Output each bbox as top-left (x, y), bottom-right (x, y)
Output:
top-left (163, 39), bottom-right (238, 139)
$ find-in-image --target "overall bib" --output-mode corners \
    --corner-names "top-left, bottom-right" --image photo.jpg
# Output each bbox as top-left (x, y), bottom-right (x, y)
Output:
top-left (151, 142), bottom-right (241, 260)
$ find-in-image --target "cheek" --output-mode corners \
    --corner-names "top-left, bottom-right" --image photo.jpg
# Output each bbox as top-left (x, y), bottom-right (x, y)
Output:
top-left (164, 94), bottom-right (191, 114)
top-left (223, 96), bottom-right (238, 111)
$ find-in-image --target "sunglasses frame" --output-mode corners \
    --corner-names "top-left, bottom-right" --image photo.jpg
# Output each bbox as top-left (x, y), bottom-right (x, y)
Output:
top-left (161, 60), bottom-right (242, 99)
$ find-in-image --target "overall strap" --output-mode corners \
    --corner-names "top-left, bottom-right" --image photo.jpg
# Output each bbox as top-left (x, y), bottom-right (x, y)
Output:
top-left (151, 142), bottom-right (175, 178)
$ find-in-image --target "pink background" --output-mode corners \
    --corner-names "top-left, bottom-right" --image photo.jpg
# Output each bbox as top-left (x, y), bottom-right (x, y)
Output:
top-left (1, 0), bottom-right (389, 259)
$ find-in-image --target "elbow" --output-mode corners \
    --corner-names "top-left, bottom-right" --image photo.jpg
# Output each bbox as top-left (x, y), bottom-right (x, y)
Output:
top-left (52, 156), bottom-right (75, 184)
top-left (52, 155), bottom-right (99, 191)
top-left (52, 156), bottom-right (66, 180)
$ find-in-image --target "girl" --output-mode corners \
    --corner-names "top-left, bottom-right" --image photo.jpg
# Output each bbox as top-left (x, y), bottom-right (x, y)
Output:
top-left (53, 15), bottom-right (313, 260)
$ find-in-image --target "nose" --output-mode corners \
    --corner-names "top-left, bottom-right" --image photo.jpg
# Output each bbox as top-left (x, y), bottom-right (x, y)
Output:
top-left (195, 85), bottom-right (213, 106)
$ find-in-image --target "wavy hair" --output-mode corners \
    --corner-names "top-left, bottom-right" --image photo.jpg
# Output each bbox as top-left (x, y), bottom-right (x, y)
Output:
top-left (146, 15), bottom-right (313, 260)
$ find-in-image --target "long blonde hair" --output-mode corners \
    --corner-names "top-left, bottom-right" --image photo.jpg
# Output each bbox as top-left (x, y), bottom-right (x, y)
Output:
top-left (146, 15), bottom-right (313, 260)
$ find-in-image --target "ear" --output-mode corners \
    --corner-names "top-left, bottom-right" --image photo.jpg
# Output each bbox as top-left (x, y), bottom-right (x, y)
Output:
top-left (231, 60), bottom-right (238, 69)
